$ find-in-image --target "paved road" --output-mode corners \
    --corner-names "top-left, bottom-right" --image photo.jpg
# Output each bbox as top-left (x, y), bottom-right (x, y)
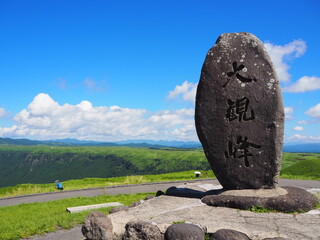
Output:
top-left (0, 179), bottom-right (218, 207)
top-left (1, 178), bottom-right (319, 207)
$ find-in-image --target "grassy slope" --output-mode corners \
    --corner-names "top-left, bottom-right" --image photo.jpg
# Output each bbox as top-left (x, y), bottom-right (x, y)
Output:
top-left (280, 152), bottom-right (320, 180)
top-left (0, 193), bottom-right (152, 240)
top-left (0, 145), bottom-right (209, 187)
top-left (280, 159), bottom-right (320, 180)
top-left (0, 170), bottom-right (215, 198)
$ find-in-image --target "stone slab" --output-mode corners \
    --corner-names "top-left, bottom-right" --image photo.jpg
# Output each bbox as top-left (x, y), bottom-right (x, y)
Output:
top-left (165, 183), bottom-right (318, 213)
top-left (104, 195), bottom-right (320, 240)
top-left (66, 202), bottom-right (123, 213)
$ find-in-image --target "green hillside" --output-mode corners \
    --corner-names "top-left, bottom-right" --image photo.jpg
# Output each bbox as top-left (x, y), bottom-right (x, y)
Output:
top-left (0, 145), bottom-right (208, 187)
top-left (280, 158), bottom-right (320, 180)
top-left (0, 145), bottom-right (319, 188)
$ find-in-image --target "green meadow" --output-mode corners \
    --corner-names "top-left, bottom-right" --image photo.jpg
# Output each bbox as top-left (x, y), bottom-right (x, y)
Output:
top-left (0, 171), bottom-right (214, 198)
top-left (0, 193), bottom-right (153, 240)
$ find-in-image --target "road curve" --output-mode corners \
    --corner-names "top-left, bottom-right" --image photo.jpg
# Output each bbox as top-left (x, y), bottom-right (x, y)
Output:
top-left (1, 178), bottom-right (319, 207)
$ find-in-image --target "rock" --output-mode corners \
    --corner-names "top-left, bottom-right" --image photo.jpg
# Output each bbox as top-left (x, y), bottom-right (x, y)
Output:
top-left (264, 187), bottom-right (318, 212)
top-left (195, 32), bottom-right (284, 190)
top-left (145, 195), bottom-right (155, 200)
top-left (164, 223), bottom-right (205, 240)
top-left (122, 220), bottom-right (163, 240)
top-left (130, 199), bottom-right (145, 208)
top-left (109, 206), bottom-right (129, 214)
top-left (210, 229), bottom-right (250, 240)
top-left (263, 238), bottom-right (288, 240)
top-left (156, 190), bottom-right (165, 197)
top-left (202, 187), bottom-right (318, 212)
top-left (166, 186), bottom-right (206, 198)
top-left (81, 211), bottom-right (113, 240)
top-left (202, 194), bottom-right (262, 210)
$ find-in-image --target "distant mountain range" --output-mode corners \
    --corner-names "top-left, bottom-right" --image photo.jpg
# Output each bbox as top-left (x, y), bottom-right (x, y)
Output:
top-left (282, 143), bottom-right (320, 153)
top-left (0, 137), bottom-right (202, 149)
top-left (0, 137), bottom-right (319, 152)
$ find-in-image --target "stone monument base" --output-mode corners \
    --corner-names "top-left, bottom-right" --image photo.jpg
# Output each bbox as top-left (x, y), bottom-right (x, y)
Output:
top-left (166, 186), bottom-right (318, 213)
top-left (81, 183), bottom-right (320, 240)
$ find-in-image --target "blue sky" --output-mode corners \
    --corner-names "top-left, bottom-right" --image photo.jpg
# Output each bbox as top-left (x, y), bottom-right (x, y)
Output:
top-left (0, 0), bottom-right (319, 142)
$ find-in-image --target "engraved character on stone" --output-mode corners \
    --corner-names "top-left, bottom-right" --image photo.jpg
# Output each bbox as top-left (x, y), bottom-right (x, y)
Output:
top-left (225, 97), bottom-right (255, 122)
top-left (224, 136), bottom-right (261, 167)
top-left (223, 61), bottom-right (257, 88)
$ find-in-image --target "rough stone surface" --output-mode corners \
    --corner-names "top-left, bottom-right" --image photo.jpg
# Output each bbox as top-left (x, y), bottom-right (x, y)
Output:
top-left (81, 187), bottom-right (320, 240)
top-left (195, 32), bottom-right (284, 190)
top-left (164, 223), bottom-right (205, 240)
top-left (109, 205), bottom-right (129, 214)
top-left (202, 187), bottom-right (318, 212)
top-left (129, 199), bottom-right (145, 207)
top-left (210, 229), bottom-right (250, 240)
top-left (264, 187), bottom-right (318, 212)
top-left (81, 211), bottom-right (113, 240)
top-left (263, 238), bottom-right (288, 240)
top-left (145, 195), bottom-right (155, 200)
top-left (122, 220), bottom-right (163, 240)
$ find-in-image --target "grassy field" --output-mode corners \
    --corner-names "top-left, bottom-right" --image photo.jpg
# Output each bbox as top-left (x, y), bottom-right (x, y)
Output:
top-left (0, 170), bottom-right (214, 198)
top-left (280, 159), bottom-right (320, 179)
top-left (280, 152), bottom-right (320, 180)
top-left (0, 193), bottom-right (152, 240)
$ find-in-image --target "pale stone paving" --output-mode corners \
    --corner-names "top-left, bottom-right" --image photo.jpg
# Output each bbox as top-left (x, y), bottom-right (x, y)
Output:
top-left (107, 195), bottom-right (320, 240)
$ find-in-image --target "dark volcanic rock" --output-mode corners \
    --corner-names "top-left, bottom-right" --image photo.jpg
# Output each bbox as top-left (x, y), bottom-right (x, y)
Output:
top-left (264, 187), bottom-right (318, 212)
top-left (210, 229), bottom-right (251, 240)
top-left (156, 190), bottom-right (165, 197)
top-left (122, 220), bottom-right (162, 240)
top-left (81, 211), bottom-right (112, 240)
top-left (166, 186), bottom-right (206, 198)
top-left (164, 223), bottom-right (205, 240)
top-left (202, 187), bottom-right (318, 212)
top-left (195, 32), bottom-right (284, 190)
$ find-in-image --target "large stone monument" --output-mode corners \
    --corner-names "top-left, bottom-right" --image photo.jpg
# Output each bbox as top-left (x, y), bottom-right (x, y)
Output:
top-left (192, 32), bottom-right (318, 212)
top-left (195, 32), bottom-right (284, 190)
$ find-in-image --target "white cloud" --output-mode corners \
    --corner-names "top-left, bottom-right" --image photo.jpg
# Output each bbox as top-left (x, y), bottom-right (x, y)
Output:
top-left (84, 78), bottom-right (96, 89)
top-left (306, 103), bottom-right (320, 118)
top-left (286, 134), bottom-right (320, 143)
top-left (55, 78), bottom-right (67, 90)
top-left (283, 76), bottom-right (320, 93)
top-left (264, 40), bottom-right (306, 82)
top-left (168, 81), bottom-right (197, 103)
top-left (293, 126), bottom-right (304, 131)
top-left (297, 120), bottom-right (308, 125)
top-left (284, 107), bottom-right (294, 120)
top-left (0, 108), bottom-right (5, 118)
top-left (83, 78), bottom-right (107, 92)
top-left (0, 93), bottom-right (198, 141)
